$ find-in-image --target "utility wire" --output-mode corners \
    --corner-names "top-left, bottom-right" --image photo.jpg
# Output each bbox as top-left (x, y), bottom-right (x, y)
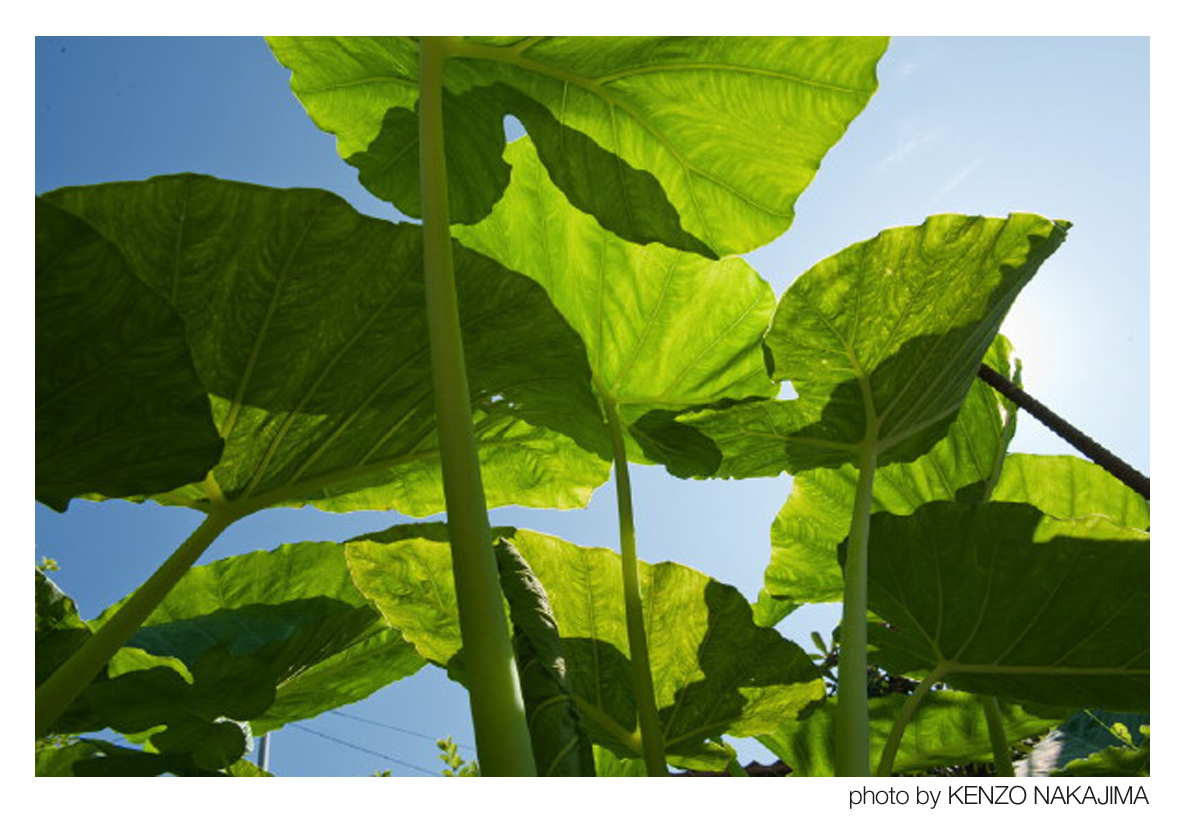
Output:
top-left (328, 709), bottom-right (476, 751)
top-left (288, 724), bottom-right (441, 776)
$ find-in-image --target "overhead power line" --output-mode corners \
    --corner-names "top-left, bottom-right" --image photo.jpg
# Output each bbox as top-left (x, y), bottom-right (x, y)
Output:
top-left (328, 709), bottom-right (476, 751)
top-left (289, 724), bottom-right (441, 776)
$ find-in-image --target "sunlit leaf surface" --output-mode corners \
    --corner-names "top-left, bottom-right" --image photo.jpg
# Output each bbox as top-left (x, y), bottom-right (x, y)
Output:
top-left (667, 215), bottom-right (1069, 478)
top-left (757, 690), bottom-right (1059, 776)
top-left (754, 336), bottom-right (1018, 625)
top-left (455, 138), bottom-right (777, 470)
top-left (346, 525), bottom-right (824, 769)
top-left (90, 539), bottom-right (426, 735)
top-left (269, 36), bottom-right (888, 256)
top-left (40, 175), bottom-right (610, 516)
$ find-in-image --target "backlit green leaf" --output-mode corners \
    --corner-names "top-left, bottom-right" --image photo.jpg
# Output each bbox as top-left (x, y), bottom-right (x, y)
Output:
top-left (35, 569), bottom-right (90, 684)
top-left (866, 501), bottom-right (1149, 711)
top-left (345, 526), bottom-right (824, 769)
top-left (1017, 709), bottom-right (1149, 776)
top-left (37, 737), bottom-right (233, 777)
top-left (41, 175), bottom-right (609, 517)
top-left (666, 215), bottom-right (1069, 478)
top-left (91, 539), bottom-right (426, 735)
top-left (757, 691), bottom-right (1059, 776)
top-left (269, 36), bottom-right (888, 256)
top-left (754, 336), bottom-right (1018, 625)
top-left (592, 744), bottom-right (649, 777)
top-left (992, 453), bottom-right (1150, 529)
top-left (35, 199), bottom-right (222, 512)
top-left (454, 138), bottom-right (777, 470)
top-left (35, 739), bottom-right (102, 776)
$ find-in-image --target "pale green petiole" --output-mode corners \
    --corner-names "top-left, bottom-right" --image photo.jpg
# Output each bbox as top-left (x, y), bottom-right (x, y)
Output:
top-left (603, 398), bottom-right (668, 776)
top-left (417, 36), bottom-right (535, 777)
top-left (875, 668), bottom-right (943, 776)
top-left (835, 442), bottom-right (878, 777)
top-left (982, 695), bottom-right (1016, 776)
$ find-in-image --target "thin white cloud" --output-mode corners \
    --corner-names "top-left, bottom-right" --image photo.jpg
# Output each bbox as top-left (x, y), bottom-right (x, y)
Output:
top-left (927, 157), bottom-right (985, 207)
top-left (876, 126), bottom-right (944, 172)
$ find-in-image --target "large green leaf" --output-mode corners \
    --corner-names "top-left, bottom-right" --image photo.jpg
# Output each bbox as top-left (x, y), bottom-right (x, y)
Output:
top-left (40, 175), bottom-right (609, 516)
top-left (454, 138), bottom-right (777, 469)
top-left (493, 538), bottom-right (596, 776)
top-left (35, 570), bottom-right (91, 685)
top-left (1018, 710), bottom-right (1149, 777)
top-left (35, 572), bottom-right (177, 736)
top-left (35, 199), bottom-right (222, 512)
top-left (663, 214), bottom-right (1069, 478)
top-left (90, 539), bottom-right (425, 735)
top-left (269, 37), bottom-right (888, 257)
top-left (992, 453), bottom-right (1150, 529)
top-left (866, 501), bottom-right (1149, 711)
top-left (345, 526), bottom-right (824, 769)
top-left (1053, 739), bottom-right (1149, 776)
top-left (35, 740), bottom-right (102, 776)
top-left (754, 336), bottom-right (1018, 626)
top-left (592, 744), bottom-right (649, 777)
top-left (757, 690), bottom-right (1059, 776)
top-left (36, 737), bottom-right (238, 777)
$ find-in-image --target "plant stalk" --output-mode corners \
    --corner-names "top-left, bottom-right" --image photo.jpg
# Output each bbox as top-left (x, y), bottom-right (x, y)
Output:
top-left (417, 35), bottom-right (536, 777)
top-left (835, 443), bottom-right (878, 777)
top-left (875, 668), bottom-right (942, 776)
top-left (35, 507), bottom-right (236, 737)
top-left (603, 398), bottom-right (668, 776)
top-left (982, 696), bottom-right (1015, 776)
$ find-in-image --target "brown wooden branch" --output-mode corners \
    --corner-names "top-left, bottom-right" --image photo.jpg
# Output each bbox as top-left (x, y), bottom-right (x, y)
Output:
top-left (977, 364), bottom-right (1149, 500)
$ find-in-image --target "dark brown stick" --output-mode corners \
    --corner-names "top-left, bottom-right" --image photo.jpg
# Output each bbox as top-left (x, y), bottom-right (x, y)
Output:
top-left (977, 364), bottom-right (1149, 500)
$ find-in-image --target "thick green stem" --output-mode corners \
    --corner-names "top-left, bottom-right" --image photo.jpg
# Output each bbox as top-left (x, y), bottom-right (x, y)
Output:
top-left (603, 398), bottom-right (668, 776)
top-left (35, 508), bottom-right (236, 737)
top-left (418, 36), bottom-right (535, 777)
top-left (875, 668), bottom-right (942, 776)
top-left (982, 696), bottom-right (1015, 776)
top-left (835, 443), bottom-right (878, 777)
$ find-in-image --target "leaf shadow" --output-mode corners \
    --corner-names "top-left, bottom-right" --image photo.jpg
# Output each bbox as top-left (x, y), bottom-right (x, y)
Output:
top-left (633, 222), bottom-right (1067, 477)
top-left (347, 82), bottom-right (715, 257)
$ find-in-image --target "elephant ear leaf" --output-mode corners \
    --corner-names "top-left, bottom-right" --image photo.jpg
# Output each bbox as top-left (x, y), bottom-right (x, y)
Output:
top-left (35, 569), bottom-right (91, 684)
top-left (1017, 709), bottom-right (1149, 776)
top-left (866, 501), bottom-right (1149, 712)
top-left (453, 137), bottom-right (778, 477)
top-left (754, 334), bottom-right (1021, 626)
top-left (347, 526), bottom-right (824, 771)
top-left (89, 539), bottom-right (426, 735)
top-left (666, 215), bottom-right (1069, 480)
top-left (268, 36), bottom-right (889, 257)
top-left (757, 690), bottom-right (1061, 776)
top-left (41, 174), bottom-right (610, 517)
top-left (35, 198), bottom-right (223, 511)
top-left (493, 537), bottom-right (596, 776)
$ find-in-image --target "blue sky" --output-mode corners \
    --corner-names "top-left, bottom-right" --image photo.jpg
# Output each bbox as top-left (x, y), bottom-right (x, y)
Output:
top-left (35, 36), bottom-right (1149, 776)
